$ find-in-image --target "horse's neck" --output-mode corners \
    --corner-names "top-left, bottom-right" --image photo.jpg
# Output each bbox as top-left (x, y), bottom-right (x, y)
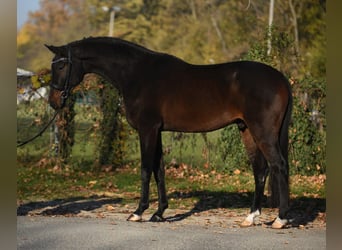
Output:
top-left (83, 52), bottom-right (140, 91)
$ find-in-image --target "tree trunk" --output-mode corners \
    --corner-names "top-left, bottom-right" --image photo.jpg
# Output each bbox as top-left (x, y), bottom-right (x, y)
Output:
top-left (289, 0), bottom-right (300, 56)
top-left (55, 93), bottom-right (76, 164)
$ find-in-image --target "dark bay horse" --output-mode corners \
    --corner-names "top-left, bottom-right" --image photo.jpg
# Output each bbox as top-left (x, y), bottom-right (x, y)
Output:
top-left (46, 37), bottom-right (292, 229)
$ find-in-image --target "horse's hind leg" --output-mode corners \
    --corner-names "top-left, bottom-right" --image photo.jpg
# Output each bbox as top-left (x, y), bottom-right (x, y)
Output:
top-left (257, 139), bottom-right (290, 229)
top-left (239, 127), bottom-right (269, 227)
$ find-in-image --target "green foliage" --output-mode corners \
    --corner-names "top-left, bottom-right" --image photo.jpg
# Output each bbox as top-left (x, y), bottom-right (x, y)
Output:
top-left (97, 79), bottom-right (127, 168)
top-left (242, 26), bottom-right (297, 75)
top-left (219, 126), bottom-right (249, 173)
top-left (297, 0), bottom-right (326, 78)
top-left (289, 76), bottom-right (326, 175)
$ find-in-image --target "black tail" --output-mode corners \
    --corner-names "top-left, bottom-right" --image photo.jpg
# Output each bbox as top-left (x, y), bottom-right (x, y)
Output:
top-left (268, 88), bottom-right (293, 207)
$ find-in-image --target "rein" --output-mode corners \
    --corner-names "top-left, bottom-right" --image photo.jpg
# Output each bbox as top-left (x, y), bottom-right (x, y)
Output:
top-left (17, 111), bottom-right (59, 147)
top-left (17, 46), bottom-right (73, 147)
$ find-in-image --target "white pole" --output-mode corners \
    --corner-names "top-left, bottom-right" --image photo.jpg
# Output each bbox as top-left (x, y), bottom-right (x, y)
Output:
top-left (109, 10), bottom-right (115, 36)
top-left (267, 0), bottom-right (274, 56)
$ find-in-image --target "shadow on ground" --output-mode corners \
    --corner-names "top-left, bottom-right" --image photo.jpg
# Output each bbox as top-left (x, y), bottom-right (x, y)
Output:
top-left (17, 196), bottom-right (122, 216)
top-left (165, 191), bottom-right (326, 227)
top-left (17, 191), bottom-right (325, 227)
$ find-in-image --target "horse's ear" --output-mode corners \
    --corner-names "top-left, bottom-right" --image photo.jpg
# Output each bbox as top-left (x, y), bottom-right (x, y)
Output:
top-left (45, 44), bottom-right (62, 55)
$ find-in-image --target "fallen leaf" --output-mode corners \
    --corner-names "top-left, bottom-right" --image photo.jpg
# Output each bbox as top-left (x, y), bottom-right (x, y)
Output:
top-left (88, 180), bottom-right (97, 187)
top-left (106, 205), bottom-right (115, 211)
top-left (234, 169), bottom-right (241, 175)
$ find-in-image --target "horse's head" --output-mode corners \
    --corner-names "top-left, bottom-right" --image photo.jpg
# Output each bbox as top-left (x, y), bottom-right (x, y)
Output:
top-left (45, 44), bottom-right (84, 110)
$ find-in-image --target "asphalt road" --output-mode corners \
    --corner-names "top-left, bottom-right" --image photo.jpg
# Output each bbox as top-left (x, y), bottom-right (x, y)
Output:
top-left (17, 213), bottom-right (325, 250)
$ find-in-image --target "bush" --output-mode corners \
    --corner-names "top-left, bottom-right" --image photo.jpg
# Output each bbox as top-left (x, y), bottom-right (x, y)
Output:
top-left (289, 76), bottom-right (326, 175)
top-left (97, 79), bottom-right (126, 168)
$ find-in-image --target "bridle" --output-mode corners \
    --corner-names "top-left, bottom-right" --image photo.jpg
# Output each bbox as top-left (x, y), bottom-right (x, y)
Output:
top-left (50, 45), bottom-right (73, 109)
top-left (17, 46), bottom-right (73, 147)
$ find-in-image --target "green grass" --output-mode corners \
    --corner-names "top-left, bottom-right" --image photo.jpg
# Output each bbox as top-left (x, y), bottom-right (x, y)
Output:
top-left (17, 158), bottom-right (325, 211)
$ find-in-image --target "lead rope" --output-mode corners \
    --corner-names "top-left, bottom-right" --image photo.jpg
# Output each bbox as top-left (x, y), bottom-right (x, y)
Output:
top-left (17, 110), bottom-right (59, 147)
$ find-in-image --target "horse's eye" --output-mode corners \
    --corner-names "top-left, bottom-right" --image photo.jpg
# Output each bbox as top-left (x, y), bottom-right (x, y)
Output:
top-left (58, 63), bottom-right (66, 70)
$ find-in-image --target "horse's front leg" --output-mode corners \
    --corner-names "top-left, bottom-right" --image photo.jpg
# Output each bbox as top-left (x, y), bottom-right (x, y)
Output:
top-left (126, 165), bottom-right (152, 222)
top-left (127, 125), bottom-right (167, 222)
top-left (150, 133), bottom-right (168, 222)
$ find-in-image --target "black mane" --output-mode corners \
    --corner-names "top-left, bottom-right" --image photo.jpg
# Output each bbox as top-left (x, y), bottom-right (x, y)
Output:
top-left (68, 36), bottom-right (161, 56)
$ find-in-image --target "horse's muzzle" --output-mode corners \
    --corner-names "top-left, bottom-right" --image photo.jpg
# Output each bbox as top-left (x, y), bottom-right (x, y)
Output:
top-left (48, 89), bottom-right (63, 110)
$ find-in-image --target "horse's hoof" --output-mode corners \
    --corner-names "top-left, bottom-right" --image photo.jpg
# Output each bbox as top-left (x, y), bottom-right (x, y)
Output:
top-left (127, 214), bottom-right (142, 222)
top-left (240, 219), bottom-right (254, 227)
top-left (271, 217), bottom-right (288, 229)
top-left (150, 214), bottom-right (166, 222)
top-left (240, 210), bottom-right (259, 227)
